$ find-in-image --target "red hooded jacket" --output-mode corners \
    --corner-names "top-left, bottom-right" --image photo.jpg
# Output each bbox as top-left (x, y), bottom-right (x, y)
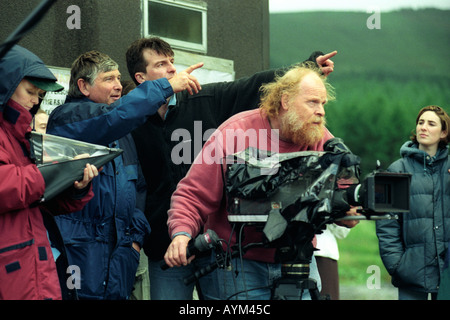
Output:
top-left (0, 46), bottom-right (94, 300)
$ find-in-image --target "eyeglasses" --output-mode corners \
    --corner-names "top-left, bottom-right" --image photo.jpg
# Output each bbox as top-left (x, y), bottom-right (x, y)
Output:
top-left (37, 91), bottom-right (46, 100)
top-left (27, 89), bottom-right (46, 100)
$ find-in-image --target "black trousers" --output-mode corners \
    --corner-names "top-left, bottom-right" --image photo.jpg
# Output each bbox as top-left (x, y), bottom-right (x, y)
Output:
top-left (316, 256), bottom-right (339, 300)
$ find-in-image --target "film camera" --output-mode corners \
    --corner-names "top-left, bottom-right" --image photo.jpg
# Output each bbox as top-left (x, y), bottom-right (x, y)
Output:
top-left (221, 138), bottom-right (410, 299)
top-left (176, 138), bottom-right (411, 299)
top-left (225, 138), bottom-right (410, 225)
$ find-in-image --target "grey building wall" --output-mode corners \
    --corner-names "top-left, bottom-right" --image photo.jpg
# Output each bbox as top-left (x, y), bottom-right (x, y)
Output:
top-left (207, 0), bottom-right (270, 78)
top-left (0, 0), bottom-right (269, 80)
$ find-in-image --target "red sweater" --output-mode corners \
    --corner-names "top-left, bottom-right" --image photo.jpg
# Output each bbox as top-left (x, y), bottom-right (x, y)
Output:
top-left (168, 109), bottom-right (333, 262)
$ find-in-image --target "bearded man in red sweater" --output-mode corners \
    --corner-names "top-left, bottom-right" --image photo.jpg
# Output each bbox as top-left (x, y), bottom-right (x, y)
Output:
top-left (164, 62), bottom-right (359, 300)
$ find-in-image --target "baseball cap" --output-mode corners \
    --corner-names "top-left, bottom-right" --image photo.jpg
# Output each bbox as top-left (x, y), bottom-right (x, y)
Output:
top-left (26, 77), bottom-right (64, 92)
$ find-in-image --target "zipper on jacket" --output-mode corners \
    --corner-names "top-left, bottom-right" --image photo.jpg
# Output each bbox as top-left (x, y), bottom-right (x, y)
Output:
top-left (0, 239), bottom-right (34, 254)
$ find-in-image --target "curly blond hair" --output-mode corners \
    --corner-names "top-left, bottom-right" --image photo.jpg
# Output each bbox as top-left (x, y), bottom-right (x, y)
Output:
top-left (259, 61), bottom-right (335, 118)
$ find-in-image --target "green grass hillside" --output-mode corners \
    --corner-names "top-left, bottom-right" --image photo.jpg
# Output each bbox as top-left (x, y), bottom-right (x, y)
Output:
top-left (270, 9), bottom-right (450, 79)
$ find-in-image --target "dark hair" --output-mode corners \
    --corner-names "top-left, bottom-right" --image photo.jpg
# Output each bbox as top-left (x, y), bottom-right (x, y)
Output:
top-left (411, 105), bottom-right (450, 148)
top-left (68, 50), bottom-right (118, 98)
top-left (120, 80), bottom-right (136, 96)
top-left (126, 37), bottom-right (174, 85)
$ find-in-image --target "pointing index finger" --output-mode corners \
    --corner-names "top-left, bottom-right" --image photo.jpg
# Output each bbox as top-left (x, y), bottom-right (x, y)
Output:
top-left (317, 50), bottom-right (337, 65)
top-left (321, 50), bottom-right (337, 61)
top-left (184, 62), bottom-right (204, 74)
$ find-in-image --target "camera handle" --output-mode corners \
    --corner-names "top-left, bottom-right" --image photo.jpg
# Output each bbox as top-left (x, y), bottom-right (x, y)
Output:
top-left (183, 247), bottom-right (226, 285)
top-left (184, 246), bottom-right (324, 300)
top-left (183, 241), bottom-right (262, 286)
top-left (183, 225), bottom-right (326, 300)
top-left (331, 213), bottom-right (398, 221)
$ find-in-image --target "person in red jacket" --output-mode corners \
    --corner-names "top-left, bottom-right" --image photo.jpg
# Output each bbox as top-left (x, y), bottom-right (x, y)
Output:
top-left (0, 45), bottom-right (98, 300)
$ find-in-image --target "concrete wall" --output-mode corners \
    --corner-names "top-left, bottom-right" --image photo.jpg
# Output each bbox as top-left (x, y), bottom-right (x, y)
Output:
top-left (0, 0), bottom-right (269, 80)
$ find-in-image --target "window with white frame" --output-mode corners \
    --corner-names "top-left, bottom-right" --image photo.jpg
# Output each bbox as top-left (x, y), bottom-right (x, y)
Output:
top-left (142, 0), bottom-right (207, 53)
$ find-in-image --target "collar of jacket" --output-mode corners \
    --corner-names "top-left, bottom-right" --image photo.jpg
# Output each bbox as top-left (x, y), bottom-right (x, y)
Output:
top-left (400, 140), bottom-right (449, 171)
top-left (1, 99), bottom-right (33, 149)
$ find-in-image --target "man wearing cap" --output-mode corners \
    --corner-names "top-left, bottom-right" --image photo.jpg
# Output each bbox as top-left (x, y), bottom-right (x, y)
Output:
top-left (0, 45), bottom-right (98, 300)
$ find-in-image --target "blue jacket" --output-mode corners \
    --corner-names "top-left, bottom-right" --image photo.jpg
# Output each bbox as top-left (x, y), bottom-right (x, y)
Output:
top-left (47, 79), bottom-right (173, 299)
top-left (376, 141), bottom-right (450, 293)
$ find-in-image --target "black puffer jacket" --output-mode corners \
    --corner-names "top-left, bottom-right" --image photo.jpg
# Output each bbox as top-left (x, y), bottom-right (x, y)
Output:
top-left (376, 141), bottom-right (450, 292)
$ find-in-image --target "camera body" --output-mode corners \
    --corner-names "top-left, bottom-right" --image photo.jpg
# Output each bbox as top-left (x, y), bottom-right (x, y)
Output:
top-left (225, 138), bottom-right (411, 230)
top-left (181, 139), bottom-right (411, 299)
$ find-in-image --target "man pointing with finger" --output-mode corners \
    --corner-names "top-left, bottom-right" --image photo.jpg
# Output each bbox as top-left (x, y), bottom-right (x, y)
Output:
top-left (126, 37), bottom-right (337, 300)
top-left (46, 50), bottom-right (202, 299)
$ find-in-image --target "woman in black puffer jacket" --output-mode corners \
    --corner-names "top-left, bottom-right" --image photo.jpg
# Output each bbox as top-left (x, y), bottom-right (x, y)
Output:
top-left (376, 105), bottom-right (450, 300)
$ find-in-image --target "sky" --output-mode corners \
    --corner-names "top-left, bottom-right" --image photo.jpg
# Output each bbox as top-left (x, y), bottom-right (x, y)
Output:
top-left (269, 0), bottom-right (450, 13)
